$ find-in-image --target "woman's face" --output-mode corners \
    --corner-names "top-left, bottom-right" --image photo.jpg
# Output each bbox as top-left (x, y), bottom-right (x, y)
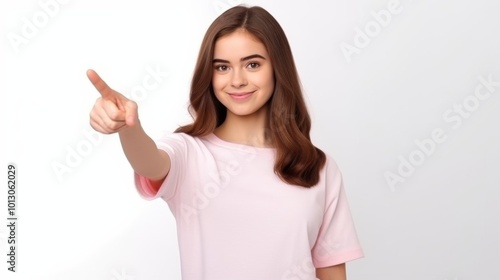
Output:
top-left (212, 28), bottom-right (275, 119)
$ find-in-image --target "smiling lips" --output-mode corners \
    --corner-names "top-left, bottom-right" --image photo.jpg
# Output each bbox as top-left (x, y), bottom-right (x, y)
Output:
top-left (228, 91), bottom-right (254, 100)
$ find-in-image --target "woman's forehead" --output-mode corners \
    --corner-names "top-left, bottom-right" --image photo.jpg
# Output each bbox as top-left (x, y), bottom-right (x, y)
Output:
top-left (213, 29), bottom-right (268, 59)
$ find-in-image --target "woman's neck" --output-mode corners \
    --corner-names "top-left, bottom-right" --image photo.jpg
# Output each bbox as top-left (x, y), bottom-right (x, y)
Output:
top-left (213, 108), bottom-right (272, 148)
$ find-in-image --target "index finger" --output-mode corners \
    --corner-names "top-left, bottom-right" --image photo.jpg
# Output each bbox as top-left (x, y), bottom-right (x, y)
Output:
top-left (86, 69), bottom-right (115, 99)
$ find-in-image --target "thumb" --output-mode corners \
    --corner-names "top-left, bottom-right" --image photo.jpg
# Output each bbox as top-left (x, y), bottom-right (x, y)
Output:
top-left (124, 100), bottom-right (138, 126)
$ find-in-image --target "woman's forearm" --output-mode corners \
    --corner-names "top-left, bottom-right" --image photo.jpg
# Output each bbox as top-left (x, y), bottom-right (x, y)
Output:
top-left (118, 122), bottom-right (170, 181)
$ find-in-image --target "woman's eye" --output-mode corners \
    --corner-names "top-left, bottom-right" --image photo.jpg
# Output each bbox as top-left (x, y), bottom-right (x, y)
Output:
top-left (215, 65), bottom-right (229, 71)
top-left (247, 62), bottom-right (260, 69)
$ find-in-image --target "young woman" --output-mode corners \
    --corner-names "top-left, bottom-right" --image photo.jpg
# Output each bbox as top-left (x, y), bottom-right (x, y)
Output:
top-left (87, 5), bottom-right (363, 280)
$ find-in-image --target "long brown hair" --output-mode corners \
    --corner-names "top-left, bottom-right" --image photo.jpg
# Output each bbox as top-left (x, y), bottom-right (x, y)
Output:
top-left (176, 5), bottom-right (326, 188)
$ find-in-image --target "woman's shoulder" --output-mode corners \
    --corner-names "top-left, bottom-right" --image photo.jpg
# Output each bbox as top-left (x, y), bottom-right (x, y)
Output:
top-left (154, 131), bottom-right (206, 150)
top-left (319, 150), bottom-right (342, 175)
top-left (158, 131), bottom-right (204, 142)
top-left (158, 131), bottom-right (246, 150)
top-left (159, 132), bottom-right (215, 146)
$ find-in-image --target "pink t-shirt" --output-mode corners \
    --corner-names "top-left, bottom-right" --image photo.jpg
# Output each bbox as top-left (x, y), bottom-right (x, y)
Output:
top-left (135, 132), bottom-right (363, 279)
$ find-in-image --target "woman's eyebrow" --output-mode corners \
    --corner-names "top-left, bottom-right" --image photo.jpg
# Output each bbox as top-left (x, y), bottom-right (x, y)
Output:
top-left (213, 54), bottom-right (266, 64)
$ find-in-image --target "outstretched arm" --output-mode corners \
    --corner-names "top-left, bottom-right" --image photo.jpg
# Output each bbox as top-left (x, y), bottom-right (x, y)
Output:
top-left (87, 69), bottom-right (170, 182)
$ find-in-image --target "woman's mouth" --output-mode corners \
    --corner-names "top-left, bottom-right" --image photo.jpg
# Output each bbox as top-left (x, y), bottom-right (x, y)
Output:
top-left (228, 91), bottom-right (253, 100)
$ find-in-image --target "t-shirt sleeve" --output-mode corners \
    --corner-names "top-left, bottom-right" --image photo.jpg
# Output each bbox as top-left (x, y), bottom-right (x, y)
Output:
top-left (311, 157), bottom-right (364, 268)
top-left (134, 133), bottom-right (187, 201)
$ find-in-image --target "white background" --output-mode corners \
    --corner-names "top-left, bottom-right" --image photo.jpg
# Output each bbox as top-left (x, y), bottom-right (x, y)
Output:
top-left (1, 0), bottom-right (499, 279)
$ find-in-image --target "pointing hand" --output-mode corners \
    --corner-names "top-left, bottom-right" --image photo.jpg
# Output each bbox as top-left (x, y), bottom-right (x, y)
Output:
top-left (87, 69), bottom-right (138, 134)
